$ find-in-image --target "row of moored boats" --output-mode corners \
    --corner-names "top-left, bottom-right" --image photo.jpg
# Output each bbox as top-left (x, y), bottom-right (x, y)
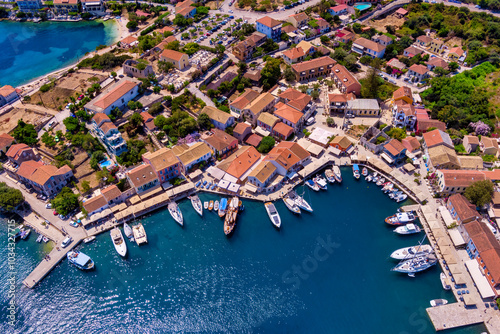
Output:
top-left (355, 165), bottom-right (408, 203)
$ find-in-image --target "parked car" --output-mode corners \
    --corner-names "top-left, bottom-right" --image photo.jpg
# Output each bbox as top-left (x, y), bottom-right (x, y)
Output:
top-left (306, 117), bottom-right (315, 125)
top-left (61, 237), bottom-right (72, 248)
top-left (45, 203), bottom-right (52, 209)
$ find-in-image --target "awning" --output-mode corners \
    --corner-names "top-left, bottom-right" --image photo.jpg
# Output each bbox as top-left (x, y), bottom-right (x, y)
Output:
top-left (440, 246), bottom-right (453, 256)
top-left (380, 152), bottom-right (394, 164)
top-left (448, 228), bottom-right (466, 247)
top-left (448, 264), bottom-right (462, 275)
top-left (463, 294), bottom-right (476, 306)
top-left (244, 183), bottom-right (259, 193)
top-left (255, 126), bottom-right (270, 137)
top-left (465, 259), bottom-right (496, 299)
top-left (438, 206), bottom-right (455, 228)
top-left (223, 173), bottom-right (238, 183)
top-left (206, 166), bottom-right (225, 180)
top-left (218, 180), bottom-right (230, 189)
top-left (227, 183), bottom-right (240, 193)
top-left (286, 171), bottom-right (298, 180)
top-left (189, 169), bottom-right (203, 180)
top-left (454, 274), bottom-right (467, 285)
top-left (403, 163), bottom-right (416, 173)
top-left (346, 146), bottom-right (355, 154)
top-left (443, 252), bottom-right (458, 264)
top-left (328, 146), bottom-right (341, 156)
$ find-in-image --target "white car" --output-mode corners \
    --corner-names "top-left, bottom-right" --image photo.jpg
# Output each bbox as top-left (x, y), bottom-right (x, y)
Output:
top-left (229, 10), bottom-right (233, 13)
top-left (306, 117), bottom-right (315, 125)
top-left (45, 203), bottom-right (52, 209)
top-left (61, 237), bottom-right (72, 248)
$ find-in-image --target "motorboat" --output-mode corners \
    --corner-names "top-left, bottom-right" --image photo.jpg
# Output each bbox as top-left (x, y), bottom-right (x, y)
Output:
top-left (372, 176), bottom-right (379, 183)
top-left (313, 175), bottom-right (328, 190)
top-left (392, 254), bottom-right (437, 275)
top-left (110, 227), bottom-right (127, 257)
top-left (133, 223), bottom-right (148, 245)
top-left (36, 234), bottom-right (43, 243)
top-left (385, 211), bottom-right (417, 226)
top-left (67, 251), bottom-right (95, 270)
top-left (264, 202), bottom-right (281, 228)
top-left (218, 197), bottom-right (228, 218)
top-left (394, 223), bottom-right (421, 235)
top-left (366, 175), bottom-right (373, 182)
top-left (383, 183), bottom-right (394, 193)
top-left (390, 190), bottom-right (402, 199)
top-left (224, 197), bottom-right (239, 236)
top-left (333, 165), bottom-right (342, 182)
top-left (283, 197), bottom-right (301, 214)
top-left (83, 236), bottom-right (96, 244)
top-left (396, 194), bottom-right (408, 202)
top-left (430, 299), bottom-right (448, 307)
top-left (214, 200), bottom-right (220, 212)
top-left (362, 167), bottom-right (368, 177)
top-left (324, 169), bottom-right (335, 183)
top-left (209, 200), bottom-right (214, 211)
top-left (123, 222), bottom-right (134, 241)
top-left (376, 178), bottom-right (385, 186)
top-left (440, 272), bottom-right (451, 290)
top-left (20, 228), bottom-right (31, 240)
top-left (372, 172), bottom-right (378, 179)
top-left (42, 236), bottom-right (49, 243)
top-left (288, 190), bottom-right (313, 212)
top-left (168, 202), bottom-right (184, 226)
top-left (190, 195), bottom-right (203, 216)
top-left (352, 164), bottom-right (360, 179)
top-left (204, 201), bottom-right (209, 210)
top-left (390, 244), bottom-right (434, 260)
top-left (306, 179), bottom-right (320, 191)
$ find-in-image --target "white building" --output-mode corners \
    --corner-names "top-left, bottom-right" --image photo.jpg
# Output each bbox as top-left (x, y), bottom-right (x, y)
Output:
top-left (85, 79), bottom-right (140, 115)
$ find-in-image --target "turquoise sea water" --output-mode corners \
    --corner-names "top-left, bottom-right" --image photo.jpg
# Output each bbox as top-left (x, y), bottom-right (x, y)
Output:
top-left (0, 20), bottom-right (119, 88)
top-left (0, 168), bottom-right (488, 333)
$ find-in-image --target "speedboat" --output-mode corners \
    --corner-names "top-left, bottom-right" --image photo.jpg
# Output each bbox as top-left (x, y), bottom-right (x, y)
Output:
top-left (362, 167), bottom-right (368, 176)
top-left (352, 164), bottom-right (360, 179)
top-left (333, 165), bottom-right (342, 182)
top-left (325, 169), bottom-right (335, 183)
top-left (288, 190), bottom-right (313, 212)
top-left (313, 175), bottom-right (328, 190)
top-left (390, 244), bottom-right (434, 260)
top-left (372, 176), bottom-right (379, 183)
top-left (383, 183), bottom-right (394, 193)
top-left (42, 236), bottom-right (49, 243)
top-left (20, 228), bottom-right (31, 240)
top-left (385, 211), bottom-right (417, 226)
top-left (190, 195), bottom-right (203, 216)
top-left (204, 201), bottom-right (209, 210)
top-left (392, 254), bottom-right (437, 275)
top-left (133, 223), bottom-right (148, 245)
top-left (168, 202), bottom-right (184, 226)
top-left (430, 299), bottom-right (448, 307)
top-left (83, 236), bottom-right (96, 244)
top-left (110, 227), bottom-right (127, 257)
top-left (123, 222), bottom-right (134, 241)
top-left (283, 197), bottom-right (301, 214)
top-left (440, 272), bottom-right (451, 290)
top-left (376, 178), bottom-right (385, 186)
top-left (306, 179), bottom-right (320, 191)
top-left (36, 234), bottom-right (43, 243)
top-left (214, 200), bottom-right (219, 211)
top-left (396, 194), bottom-right (408, 202)
top-left (394, 223), bottom-right (421, 235)
top-left (264, 202), bottom-right (281, 228)
top-left (209, 200), bottom-right (214, 211)
top-left (366, 175), bottom-right (373, 182)
top-left (218, 197), bottom-right (228, 218)
top-left (67, 251), bottom-right (95, 270)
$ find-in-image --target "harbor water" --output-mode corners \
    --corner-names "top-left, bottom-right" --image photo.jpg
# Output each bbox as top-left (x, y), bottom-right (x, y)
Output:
top-left (0, 168), bottom-right (488, 333)
top-left (0, 20), bottom-right (119, 88)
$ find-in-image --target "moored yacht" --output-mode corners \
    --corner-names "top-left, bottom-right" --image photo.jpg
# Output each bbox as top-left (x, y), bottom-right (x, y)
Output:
top-left (440, 272), bottom-right (451, 290)
top-left (352, 164), bottom-right (360, 179)
top-left (390, 244), bottom-right (434, 260)
top-left (168, 202), bottom-right (184, 226)
top-left (306, 179), bottom-right (320, 191)
top-left (394, 223), bottom-right (421, 235)
top-left (224, 196), bottom-right (239, 235)
top-left (190, 195), bottom-right (203, 216)
top-left (67, 251), bottom-right (95, 270)
top-left (214, 200), bottom-right (219, 212)
top-left (288, 190), bottom-right (313, 212)
top-left (218, 197), bottom-right (228, 218)
top-left (362, 167), bottom-right (368, 176)
top-left (133, 223), bottom-right (148, 245)
top-left (333, 165), bottom-right (342, 182)
top-left (209, 200), bottom-right (214, 211)
top-left (123, 222), bottom-right (134, 241)
top-left (110, 227), bottom-right (127, 257)
top-left (392, 254), bottom-right (437, 275)
top-left (313, 175), bottom-right (328, 190)
top-left (264, 202), bottom-right (281, 228)
top-left (283, 197), bottom-right (301, 214)
top-left (430, 299), bottom-right (448, 307)
top-left (325, 169), bottom-right (335, 183)
top-left (385, 211), bottom-right (417, 226)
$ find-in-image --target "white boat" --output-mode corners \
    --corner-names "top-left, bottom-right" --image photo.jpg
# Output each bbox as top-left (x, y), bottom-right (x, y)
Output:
top-left (214, 200), bottom-right (219, 211)
top-left (392, 254), bottom-right (438, 275)
top-left (67, 251), bottom-right (94, 270)
top-left (204, 201), bottom-right (209, 210)
top-left (396, 194), bottom-right (408, 202)
top-left (288, 190), bottom-right (313, 212)
top-left (36, 234), bottom-right (43, 243)
top-left (333, 166), bottom-right (342, 182)
top-left (110, 227), bottom-right (127, 257)
top-left (362, 167), bottom-right (368, 177)
top-left (133, 223), bottom-right (148, 245)
top-left (313, 175), bottom-right (328, 190)
top-left (430, 299), bottom-right (448, 307)
top-left (383, 183), bottom-right (394, 193)
top-left (366, 175), bottom-right (373, 182)
top-left (168, 202), bottom-right (184, 226)
top-left (352, 164), bottom-right (360, 179)
top-left (385, 211), bottom-right (417, 226)
top-left (440, 272), bottom-right (451, 290)
top-left (123, 223), bottom-right (134, 240)
top-left (83, 236), bottom-right (96, 244)
top-left (306, 179), bottom-right (320, 191)
top-left (372, 176), bottom-right (379, 183)
top-left (283, 197), bottom-right (301, 214)
top-left (190, 195), bottom-right (203, 216)
top-left (264, 202), bottom-right (281, 228)
top-left (394, 223), bottom-right (421, 235)
top-left (42, 236), bottom-right (49, 243)
top-left (390, 244), bottom-right (434, 260)
top-left (324, 169), bottom-right (335, 183)
top-left (376, 178), bottom-right (385, 186)
top-left (218, 197), bottom-right (227, 218)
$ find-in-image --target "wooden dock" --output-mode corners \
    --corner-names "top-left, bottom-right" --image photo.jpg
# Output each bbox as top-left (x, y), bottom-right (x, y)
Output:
top-left (427, 304), bottom-right (483, 331)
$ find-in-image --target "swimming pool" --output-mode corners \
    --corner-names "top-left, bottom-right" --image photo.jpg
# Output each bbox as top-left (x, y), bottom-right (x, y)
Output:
top-left (354, 3), bottom-right (372, 11)
top-left (99, 159), bottom-right (115, 169)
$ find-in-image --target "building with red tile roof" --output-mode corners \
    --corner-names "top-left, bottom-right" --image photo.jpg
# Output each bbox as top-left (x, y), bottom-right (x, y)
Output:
top-left (245, 134), bottom-right (263, 148)
top-left (274, 104), bottom-right (304, 133)
top-left (85, 79), bottom-right (140, 115)
top-left (126, 164), bottom-right (160, 194)
top-left (0, 133), bottom-right (14, 153)
top-left (16, 160), bottom-right (73, 197)
top-left (264, 141), bottom-right (310, 176)
top-left (291, 56), bottom-right (336, 82)
top-left (142, 147), bottom-right (182, 182)
top-left (401, 137), bottom-right (421, 153)
top-left (331, 64), bottom-right (361, 96)
top-left (435, 170), bottom-right (488, 194)
top-left (233, 122), bottom-right (252, 143)
top-left (217, 146), bottom-right (261, 181)
top-left (447, 194), bottom-right (479, 225)
top-left (202, 129), bottom-right (238, 159)
top-left (6, 143), bottom-right (38, 165)
top-left (416, 119), bottom-right (446, 135)
top-left (423, 129), bottom-right (453, 149)
top-left (272, 122), bottom-right (294, 140)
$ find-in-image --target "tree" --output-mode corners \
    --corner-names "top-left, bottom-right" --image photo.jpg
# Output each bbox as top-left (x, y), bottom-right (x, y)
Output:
top-left (126, 20), bottom-right (138, 30)
top-left (41, 132), bottom-right (56, 148)
top-left (51, 187), bottom-right (79, 216)
top-left (448, 62), bottom-right (459, 72)
top-left (360, 59), bottom-right (381, 99)
top-left (197, 113), bottom-right (213, 130)
top-left (90, 150), bottom-right (105, 170)
top-left (158, 61), bottom-right (175, 73)
top-left (311, 90), bottom-right (320, 100)
top-left (465, 180), bottom-right (494, 207)
top-left (130, 112), bottom-right (143, 128)
top-left (63, 117), bottom-right (80, 133)
top-left (261, 58), bottom-right (281, 90)
top-left (81, 180), bottom-right (91, 194)
top-left (257, 136), bottom-right (275, 153)
top-left (284, 66), bottom-right (295, 82)
top-left (0, 182), bottom-right (24, 212)
top-left (13, 119), bottom-right (38, 146)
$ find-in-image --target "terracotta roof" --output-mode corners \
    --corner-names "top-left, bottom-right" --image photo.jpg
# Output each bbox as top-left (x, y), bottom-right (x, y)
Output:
top-left (481, 137), bottom-right (499, 150)
top-left (316, 18), bottom-right (330, 29)
top-left (353, 37), bottom-right (385, 52)
top-left (6, 143), bottom-right (31, 160)
top-left (92, 112), bottom-right (110, 125)
top-left (464, 220), bottom-right (500, 254)
top-left (274, 104), bottom-right (303, 124)
top-left (175, 0), bottom-right (194, 9)
top-left (492, 192), bottom-right (500, 205)
top-left (409, 64), bottom-right (428, 75)
top-left (417, 119), bottom-right (446, 132)
top-left (438, 169), bottom-right (487, 188)
top-left (401, 137), bottom-right (420, 152)
top-left (157, 26), bottom-right (175, 34)
top-left (161, 49), bottom-right (187, 61)
top-left (143, 148), bottom-right (179, 172)
top-left (449, 47), bottom-right (464, 57)
top-left (201, 106), bottom-right (233, 125)
top-left (178, 6), bottom-right (195, 17)
top-left (127, 164), bottom-right (158, 188)
top-left (136, 10), bottom-right (151, 17)
top-left (426, 57), bottom-right (448, 69)
top-left (384, 139), bottom-right (405, 156)
top-left (282, 25), bottom-right (297, 34)
top-left (256, 16), bottom-right (281, 28)
top-left (289, 12), bottom-right (309, 22)
top-left (99, 122), bottom-right (117, 134)
top-left (448, 194), bottom-right (478, 222)
top-left (404, 46), bottom-right (424, 57)
top-left (393, 86), bottom-right (412, 101)
top-left (218, 146), bottom-right (261, 179)
top-left (16, 160), bottom-right (43, 180)
top-left (244, 92), bottom-right (275, 116)
top-left (101, 185), bottom-right (122, 203)
top-left (233, 122), bottom-right (251, 136)
top-left (480, 248), bottom-right (500, 283)
top-left (279, 88), bottom-right (311, 112)
top-left (276, 141), bottom-right (310, 161)
top-left (0, 133), bottom-right (14, 149)
top-left (417, 35), bottom-right (432, 44)
top-left (273, 122), bottom-right (293, 138)
top-left (54, 0), bottom-right (78, 4)
top-left (83, 194), bottom-right (108, 214)
top-left (292, 56), bottom-right (336, 74)
top-left (330, 4), bottom-right (348, 11)
top-left (331, 135), bottom-right (352, 150)
top-left (140, 111), bottom-right (154, 123)
top-left (464, 135), bottom-right (479, 145)
top-left (328, 94), bottom-right (347, 103)
top-left (396, 8), bottom-right (408, 15)
top-left (428, 145), bottom-right (459, 167)
top-left (204, 129), bottom-right (237, 152)
top-left (283, 47), bottom-right (305, 60)
top-left (0, 85), bottom-right (16, 97)
top-left (94, 80), bottom-right (138, 110)
top-left (230, 89), bottom-right (260, 111)
top-left (331, 64), bottom-right (360, 92)
top-left (30, 164), bottom-right (71, 186)
top-left (265, 141), bottom-right (309, 171)
top-left (245, 134), bottom-right (263, 147)
top-left (257, 112), bottom-right (279, 128)
top-left (248, 160), bottom-right (277, 184)
top-left (423, 129), bottom-right (452, 148)
top-left (121, 36), bottom-right (138, 45)
top-left (176, 142), bottom-right (212, 166)
top-left (243, 70), bottom-right (262, 82)
top-left (337, 29), bottom-right (355, 40)
top-left (376, 35), bottom-right (392, 43)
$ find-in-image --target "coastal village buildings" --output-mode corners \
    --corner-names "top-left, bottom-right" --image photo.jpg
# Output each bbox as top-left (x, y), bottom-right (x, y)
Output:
top-left (92, 113), bottom-right (128, 156)
top-left (0, 133), bottom-right (15, 153)
top-left (202, 129), bottom-right (238, 159)
top-left (175, 0), bottom-right (196, 18)
top-left (172, 142), bottom-right (213, 173)
top-left (81, 0), bottom-right (105, 15)
top-left (217, 146), bottom-right (261, 182)
top-left (347, 99), bottom-right (380, 117)
top-left (257, 112), bottom-right (280, 133)
top-left (232, 32), bottom-right (267, 62)
top-left (160, 49), bottom-right (189, 70)
top-left (53, 0), bottom-right (79, 15)
top-left (291, 56), bottom-right (336, 82)
top-left (382, 139), bottom-right (406, 165)
top-left (351, 37), bottom-right (386, 58)
top-left (434, 170), bottom-right (487, 195)
top-left (256, 16), bottom-right (282, 42)
top-left (264, 141), bottom-right (310, 176)
top-left (0, 85), bottom-right (19, 107)
top-left (241, 93), bottom-right (276, 126)
top-left (233, 123), bottom-right (252, 143)
top-left (201, 106), bottom-right (235, 130)
top-left (287, 12), bottom-right (309, 28)
top-left (480, 137), bottom-right (499, 157)
top-left (247, 160), bottom-right (278, 192)
top-left (123, 60), bottom-right (155, 79)
top-left (330, 135), bottom-right (352, 153)
top-left (16, 161), bottom-right (73, 197)
top-left (331, 64), bottom-right (361, 96)
top-left (15, 0), bottom-right (43, 13)
top-left (6, 143), bottom-right (39, 165)
top-left (447, 194), bottom-right (479, 225)
top-left (85, 79), bottom-right (140, 115)
top-left (463, 135), bottom-right (480, 154)
top-left (229, 89), bottom-right (259, 117)
top-left (126, 164), bottom-right (160, 194)
top-left (142, 147), bottom-right (182, 183)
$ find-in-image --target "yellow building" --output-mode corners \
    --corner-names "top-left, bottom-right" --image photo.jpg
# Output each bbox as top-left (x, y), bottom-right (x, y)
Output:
top-left (160, 49), bottom-right (189, 70)
top-left (429, 39), bottom-right (444, 54)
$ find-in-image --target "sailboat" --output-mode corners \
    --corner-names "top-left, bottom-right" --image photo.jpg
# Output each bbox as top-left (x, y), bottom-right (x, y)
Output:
top-left (333, 165), bottom-right (342, 182)
top-left (283, 197), bottom-right (301, 214)
top-left (264, 202), bottom-right (281, 228)
top-left (288, 190), bottom-right (313, 212)
top-left (390, 244), bottom-right (434, 260)
top-left (392, 254), bottom-right (438, 275)
top-left (218, 197), bottom-right (228, 218)
top-left (110, 227), bottom-right (127, 257)
top-left (190, 195), bottom-right (203, 216)
top-left (168, 202), bottom-right (184, 226)
top-left (224, 196), bottom-right (239, 235)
